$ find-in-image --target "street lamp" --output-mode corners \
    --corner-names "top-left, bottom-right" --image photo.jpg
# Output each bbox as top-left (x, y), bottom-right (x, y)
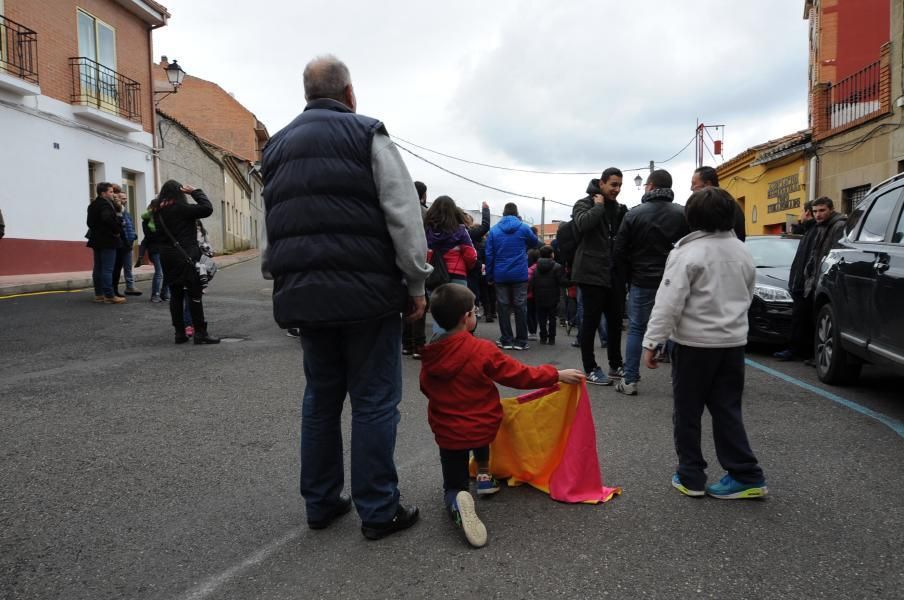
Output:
top-left (634, 174), bottom-right (643, 189)
top-left (154, 59), bottom-right (185, 103)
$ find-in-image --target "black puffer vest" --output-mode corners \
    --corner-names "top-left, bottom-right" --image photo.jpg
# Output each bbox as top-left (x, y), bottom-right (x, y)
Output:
top-left (262, 99), bottom-right (406, 327)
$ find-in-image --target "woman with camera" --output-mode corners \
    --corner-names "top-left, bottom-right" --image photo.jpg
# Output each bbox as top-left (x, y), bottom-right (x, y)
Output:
top-left (154, 180), bottom-right (220, 345)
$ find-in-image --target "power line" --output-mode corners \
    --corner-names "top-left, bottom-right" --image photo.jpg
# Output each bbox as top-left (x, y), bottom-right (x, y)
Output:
top-left (390, 134), bottom-right (697, 175)
top-left (393, 142), bottom-right (573, 208)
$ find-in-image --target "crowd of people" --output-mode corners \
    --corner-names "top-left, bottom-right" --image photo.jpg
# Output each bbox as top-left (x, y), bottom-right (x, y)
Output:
top-left (85, 180), bottom-right (220, 344)
top-left (259, 54), bottom-right (770, 550)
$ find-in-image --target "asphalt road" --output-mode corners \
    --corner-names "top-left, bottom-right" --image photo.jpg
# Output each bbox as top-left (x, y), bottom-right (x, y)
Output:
top-left (2, 258), bottom-right (902, 600)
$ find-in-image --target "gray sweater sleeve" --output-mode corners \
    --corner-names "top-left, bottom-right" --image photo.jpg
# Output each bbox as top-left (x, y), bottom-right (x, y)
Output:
top-left (372, 128), bottom-right (431, 296)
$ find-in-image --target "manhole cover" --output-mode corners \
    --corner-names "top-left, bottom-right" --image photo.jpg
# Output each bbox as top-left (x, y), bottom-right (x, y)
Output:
top-left (220, 337), bottom-right (245, 343)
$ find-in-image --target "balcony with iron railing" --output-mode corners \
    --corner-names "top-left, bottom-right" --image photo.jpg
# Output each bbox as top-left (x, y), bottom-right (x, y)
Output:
top-left (0, 14), bottom-right (39, 95)
top-left (813, 43), bottom-right (892, 140)
top-left (69, 56), bottom-right (142, 128)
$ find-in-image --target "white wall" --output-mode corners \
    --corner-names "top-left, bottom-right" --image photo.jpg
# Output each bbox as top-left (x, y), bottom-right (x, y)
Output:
top-left (0, 90), bottom-right (155, 241)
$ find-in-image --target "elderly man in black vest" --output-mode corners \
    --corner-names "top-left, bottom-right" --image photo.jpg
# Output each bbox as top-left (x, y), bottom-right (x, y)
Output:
top-left (262, 55), bottom-right (430, 540)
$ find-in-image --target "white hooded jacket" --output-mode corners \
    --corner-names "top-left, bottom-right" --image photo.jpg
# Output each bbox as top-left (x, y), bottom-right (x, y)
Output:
top-left (642, 230), bottom-right (754, 350)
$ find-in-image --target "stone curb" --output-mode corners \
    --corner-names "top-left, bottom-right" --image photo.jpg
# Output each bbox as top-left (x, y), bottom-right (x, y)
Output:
top-left (0, 251), bottom-right (260, 297)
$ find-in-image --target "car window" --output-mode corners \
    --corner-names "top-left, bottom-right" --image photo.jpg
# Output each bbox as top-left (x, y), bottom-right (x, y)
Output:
top-left (857, 189), bottom-right (902, 242)
top-left (893, 207), bottom-right (904, 244)
top-left (845, 207), bottom-right (864, 237)
top-left (744, 237), bottom-right (800, 267)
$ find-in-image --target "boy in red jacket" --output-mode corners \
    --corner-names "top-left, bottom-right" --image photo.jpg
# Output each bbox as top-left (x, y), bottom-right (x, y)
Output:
top-left (420, 284), bottom-right (584, 547)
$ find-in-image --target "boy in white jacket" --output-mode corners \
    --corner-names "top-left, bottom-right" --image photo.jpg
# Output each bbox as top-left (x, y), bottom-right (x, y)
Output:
top-left (642, 187), bottom-right (767, 500)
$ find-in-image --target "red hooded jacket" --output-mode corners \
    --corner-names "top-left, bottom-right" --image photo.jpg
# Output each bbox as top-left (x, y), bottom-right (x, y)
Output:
top-left (419, 331), bottom-right (559, 450)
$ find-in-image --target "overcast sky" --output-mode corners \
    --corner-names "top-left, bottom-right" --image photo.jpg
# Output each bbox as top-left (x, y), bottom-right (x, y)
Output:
top-left (154, 0), bottom-right (810, 224)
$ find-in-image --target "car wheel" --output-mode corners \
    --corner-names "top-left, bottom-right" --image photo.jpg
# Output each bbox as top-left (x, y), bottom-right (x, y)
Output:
top-left (815, 304), bottom-right (862, 385)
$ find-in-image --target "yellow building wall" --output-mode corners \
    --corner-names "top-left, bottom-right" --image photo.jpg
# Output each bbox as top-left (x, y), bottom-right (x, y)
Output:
top-left (721, 157), bottom-right (810, 235)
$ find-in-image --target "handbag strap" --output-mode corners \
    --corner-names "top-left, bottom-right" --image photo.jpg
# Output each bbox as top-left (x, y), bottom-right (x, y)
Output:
top-left (157, 212), bottom-right (194, 266)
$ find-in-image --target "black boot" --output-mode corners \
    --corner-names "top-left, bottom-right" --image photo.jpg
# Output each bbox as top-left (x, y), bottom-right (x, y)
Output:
top-left (194, 323), bottom-right (220, 345)
top-left (174, 326), bottom-right (189, 344)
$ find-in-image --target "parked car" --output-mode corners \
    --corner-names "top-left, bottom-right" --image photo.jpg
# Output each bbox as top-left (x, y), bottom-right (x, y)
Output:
top-left (745, 235), bottom-right (801, 344)
top-left (813, 172), bottom-right (904, 384)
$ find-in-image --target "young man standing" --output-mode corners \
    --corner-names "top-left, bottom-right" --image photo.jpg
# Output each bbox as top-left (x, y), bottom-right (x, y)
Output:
top-left (571, 168), bottom-right (628, 385)
top-left (613, 170), bottom-right (688, 395)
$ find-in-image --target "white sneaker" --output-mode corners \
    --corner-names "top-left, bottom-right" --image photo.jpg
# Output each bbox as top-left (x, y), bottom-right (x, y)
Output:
top-left (527, 333), bottom-right (538, 341)
top-left (451, 491), bottom-right (487, 548)
top-left (615, 380), bottom-right (637, 396)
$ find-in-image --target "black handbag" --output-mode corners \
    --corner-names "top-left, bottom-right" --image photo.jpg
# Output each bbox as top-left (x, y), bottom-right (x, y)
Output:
top-left (425, 248), bottom-right (451, 291)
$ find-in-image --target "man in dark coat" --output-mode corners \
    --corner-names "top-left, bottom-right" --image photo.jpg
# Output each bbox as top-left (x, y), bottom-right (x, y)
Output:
top-left (804, 196), bottom-right (847, 298)
top-left (262, 55), bottom-right (429, 540)
top-left (613, 169), bottom-right (689, 395)
top-left (86, 182), bottom-right (124, 303)
top-left (691, 166), bottom-right (746, 241)
top-left (775, 201), bottom-right (818, 361)
top-left (571, 167), bottom-right (628, 385)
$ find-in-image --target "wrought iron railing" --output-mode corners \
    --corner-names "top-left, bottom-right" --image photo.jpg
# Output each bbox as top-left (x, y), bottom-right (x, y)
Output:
top-left (826, 60), bottom-right (882, 129)
top-left (0, 15), bottom-right (39, 85)
top-left (69, 56), bottom-right (142, 123)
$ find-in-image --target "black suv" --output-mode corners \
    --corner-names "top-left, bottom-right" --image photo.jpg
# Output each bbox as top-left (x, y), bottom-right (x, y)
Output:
top-left (813, 172), bottom-right (904, 384)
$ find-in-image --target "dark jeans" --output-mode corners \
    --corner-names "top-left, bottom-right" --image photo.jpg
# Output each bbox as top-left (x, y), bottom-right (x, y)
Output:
top-left (299, 315), bottom-right (403, 524)
top-left (496, 282), bottom-right (528, 345)
top-left (439, 446), bottom-right (490, 497)
top-left (480, 276), bottom-right (496, 317)
top-left (112, 247), bottom-right (126, 295)
top-left (578, 284), bottom-right (623, 373)
top-left (467, 268), bottom-right (482, 306)
top-left (575, 286), bottom-right (606, 345)
top-left (671, 344), bottom-right (764, 490)
top-left (790, 292), bottom-right (815, 358)
top-left (92, 248), bottom-right (116, 297)
top-left (169, 283), bottom-right (205, 331)
top-left (536, 303), bottom-right (559, 341)
top-left (526, 298), bottom-right (537, 335)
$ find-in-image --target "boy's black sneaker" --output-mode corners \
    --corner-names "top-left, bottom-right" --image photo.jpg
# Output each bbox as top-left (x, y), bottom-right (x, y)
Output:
top-left (361, 504), bottom-right (419, 540)
top-left (308, 494), bottom-right (353, 530)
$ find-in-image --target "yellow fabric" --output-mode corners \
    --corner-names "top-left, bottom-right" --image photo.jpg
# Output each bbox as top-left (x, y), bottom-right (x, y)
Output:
top-left (472, 384), bottom-right (580, 492)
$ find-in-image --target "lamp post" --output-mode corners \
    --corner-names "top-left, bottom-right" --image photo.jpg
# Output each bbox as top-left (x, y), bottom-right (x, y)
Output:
top-left (634, 174), bottom-right (643, 189)
top-left (154, 59), bottom-right (185, 103)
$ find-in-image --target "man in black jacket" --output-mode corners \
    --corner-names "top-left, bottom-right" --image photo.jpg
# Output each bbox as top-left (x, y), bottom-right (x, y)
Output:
top-left (775, 201), bottom-right (817, 362)
top-left (571, 167), bottom-right (628, 385)
top-left (691, 166), bottom-right (746, 241)
top-left (86, 182), bottom-right (124, 304)
top-left (262, 55), bottom-right (429, 540)
top-left (613, 170), bottom-right (689, 395)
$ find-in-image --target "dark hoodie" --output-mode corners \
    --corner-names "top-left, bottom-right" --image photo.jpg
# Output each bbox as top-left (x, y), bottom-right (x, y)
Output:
top-left (530, 257), bottom-right (567, 307)
top-left (804, 211), bottom-right (847, 296)
top-left (419, 331), bottom-right (558, 449)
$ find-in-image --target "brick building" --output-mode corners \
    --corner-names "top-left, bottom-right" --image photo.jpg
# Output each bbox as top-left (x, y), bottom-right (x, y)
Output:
top-left (156, 110), bottom-right (263, 252)
top-left (153, 57), bottom-right (267, 251)
top-left (805, 0), bottom-right (904, 212)
top-left (0, 0), bottom-right (169, 276)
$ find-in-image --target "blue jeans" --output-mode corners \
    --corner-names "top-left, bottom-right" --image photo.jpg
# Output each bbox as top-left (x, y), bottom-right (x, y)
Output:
top-left (624, 285), bottom-right (658, 384)
top-left (575, 287), bottom-right (607, 345)
top-left (496, 282), bottom-right (528, 345)
top-left (122, 247), bottom-right (135, 288)
top-left (298, 314), bottom-right (403, 524)
top-left (92, 248), bottom-right (116, 297)
top-left (150, 252), bottom-right (164, 297)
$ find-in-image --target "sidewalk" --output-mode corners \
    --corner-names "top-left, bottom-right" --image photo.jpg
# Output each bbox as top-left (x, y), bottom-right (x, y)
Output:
top-left (0, 249), bottom-right (260, 297)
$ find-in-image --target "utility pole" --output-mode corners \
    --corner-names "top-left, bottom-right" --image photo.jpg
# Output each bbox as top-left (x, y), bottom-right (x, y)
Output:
top-left (540, 196), bottom-right (546, 241)
top-left (649, 160), bottom-right (654, 174)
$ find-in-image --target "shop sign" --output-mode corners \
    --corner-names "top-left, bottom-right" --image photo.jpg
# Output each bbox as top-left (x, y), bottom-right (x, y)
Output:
top-left (767, 173), bottom-right (801, 214)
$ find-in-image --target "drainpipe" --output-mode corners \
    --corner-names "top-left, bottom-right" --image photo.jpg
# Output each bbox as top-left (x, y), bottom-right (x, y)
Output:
top-left (808, 155), bottom-right (818, 202)
top-left (149, 23), bottom-right (166, 194)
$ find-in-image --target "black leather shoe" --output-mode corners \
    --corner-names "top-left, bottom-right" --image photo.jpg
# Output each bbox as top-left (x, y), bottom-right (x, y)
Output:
top-left (307, 494), bottom-right (353, 530)
top-left (194, 332), bottom-right (220, 345)
top-left (361, 504), bottom-right (419, 540)
top-left (174, 334), bottom-right (190, 344)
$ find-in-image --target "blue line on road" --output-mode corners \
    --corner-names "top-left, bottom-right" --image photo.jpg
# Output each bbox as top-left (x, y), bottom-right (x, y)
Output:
top-left (745, 358), bottom-right (904, 439)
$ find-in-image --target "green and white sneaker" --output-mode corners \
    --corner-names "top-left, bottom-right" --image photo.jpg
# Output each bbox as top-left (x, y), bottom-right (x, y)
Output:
top-left (671, 473), bottom-right (705, 497)
top-left (449, 491), bottom-right (487, 548)
top-left (706, 474), bottom-right (768, 499)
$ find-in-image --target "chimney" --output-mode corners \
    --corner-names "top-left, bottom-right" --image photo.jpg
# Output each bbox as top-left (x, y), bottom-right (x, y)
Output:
top-left (160, 55), bottom-right (169, 67)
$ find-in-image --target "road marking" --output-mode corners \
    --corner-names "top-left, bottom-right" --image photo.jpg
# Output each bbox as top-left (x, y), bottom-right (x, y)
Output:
top-left (176, 526), bottom-right (305, 600)
top-left (745, 358), bottom-right (904, 439)
top-left (0, 289), bottom-right (86, 300)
